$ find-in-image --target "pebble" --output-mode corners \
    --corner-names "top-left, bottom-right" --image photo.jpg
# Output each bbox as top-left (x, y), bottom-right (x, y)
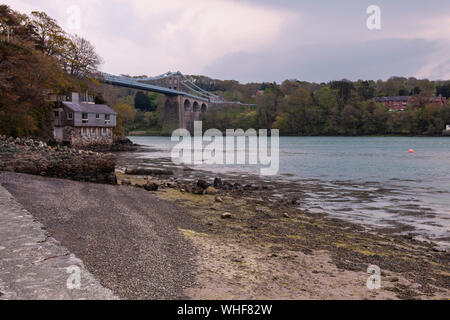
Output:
top-left (205, 186), bottom-right (219, 195)
top-left (221, 212), bottom-right (232, 219)
top-left (122, 179), bottom-right (131, 186)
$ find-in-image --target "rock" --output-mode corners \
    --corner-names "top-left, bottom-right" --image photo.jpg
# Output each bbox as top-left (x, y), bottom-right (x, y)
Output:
top-left (213, 177), bottom-right (223, 188)
top-left (110, 137), bottom-right (137, 151)
top-left (108, 173), bottom-right (118, 185)
top-left (255, 198), bottom-right (265, 204)
top-left (121, 179), bottom-right (131, 186)
top-left (197, 179), bottom-right (210, 190)
top-left (221, 212), bottom-right (232, 219)
top-left (283, 212), bottom-right (290, 218)
top-left (205, 186), bottom-right (219, 195)
top-left (125, 167), bottom-right (173, 176)
top-left (192, 186), bottom-right (205, 195)
top-left (144, 183), bottom-right (159, 191)
top-left (0, 136), bottom-right (116, 184)
top-left (390, 277), bottom-right (399, 282)
top-left (215, 196), bottom-right (224, 203)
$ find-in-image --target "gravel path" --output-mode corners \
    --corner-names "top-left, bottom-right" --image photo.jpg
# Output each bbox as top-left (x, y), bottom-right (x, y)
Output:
top-left (0, 172), bottom-right (198, 300)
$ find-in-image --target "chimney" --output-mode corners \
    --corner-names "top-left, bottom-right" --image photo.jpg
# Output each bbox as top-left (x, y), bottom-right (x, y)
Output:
top-left (71, 92), bottom-right (79, 104)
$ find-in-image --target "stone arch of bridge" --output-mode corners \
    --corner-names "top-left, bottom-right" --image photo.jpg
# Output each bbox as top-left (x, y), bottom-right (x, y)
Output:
top-left (184, 99), bottom-right (191, 111)
top-left (193, 101), bottom-right (200, 112)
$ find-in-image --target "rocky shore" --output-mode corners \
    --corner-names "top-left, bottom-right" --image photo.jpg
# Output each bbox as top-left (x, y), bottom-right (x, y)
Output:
top-left (0, 136), bottom-right (116, 184)
top-left (113, 155), bottom-right (450, 300)
top-left (83, 137), bottom-right (138, 152)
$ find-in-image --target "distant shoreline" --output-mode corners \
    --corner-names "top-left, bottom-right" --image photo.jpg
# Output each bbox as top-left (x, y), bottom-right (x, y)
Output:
top-left (128, 132), bottom-right (450, 137)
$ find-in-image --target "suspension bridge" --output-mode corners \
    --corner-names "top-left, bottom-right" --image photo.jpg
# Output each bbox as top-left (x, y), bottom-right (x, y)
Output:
top-left (97, 71), bottom-right (254, 133)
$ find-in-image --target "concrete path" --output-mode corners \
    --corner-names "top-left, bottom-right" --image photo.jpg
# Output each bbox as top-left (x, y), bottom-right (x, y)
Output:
top-left (0, 185), bottom-right (117, 300)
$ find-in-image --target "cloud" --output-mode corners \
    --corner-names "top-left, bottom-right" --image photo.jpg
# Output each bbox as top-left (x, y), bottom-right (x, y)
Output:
top-left (3, 0), bottom-right (292, 76)
top-left (204, 39), bottom-right (439, 83)
top-left (3, 0), bottom-right (450, 81)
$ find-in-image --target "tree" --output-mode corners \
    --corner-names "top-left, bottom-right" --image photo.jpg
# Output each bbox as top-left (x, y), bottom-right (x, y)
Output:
top-left (64, 34), bottom-right (103, 78)
top-left (0, 40), bottom-right (70, 137)
top-left (341, 105), bottom-right (361, 135)
top-left (134, 91), bottom-right (151, 111)
top-left (436, 83), bottom-right (450, 98)
top-left (357, 80), bottom-right (375, 100)
top-left (0, 5), bottom-right (30, 43)
top-left (114, 102), bottom-right (136, 127)
top-left (255, 91), bottom-right (278, 128)
top-left (29, 11), bottom-right (68, 57)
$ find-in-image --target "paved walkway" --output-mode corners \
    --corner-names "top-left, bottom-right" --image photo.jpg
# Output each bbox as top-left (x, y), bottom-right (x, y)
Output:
top-left (0, 185), bottom-right (117, 300)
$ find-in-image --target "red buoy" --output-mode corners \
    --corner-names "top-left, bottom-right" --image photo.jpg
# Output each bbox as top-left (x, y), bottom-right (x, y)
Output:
top-left (409, 149), bottom-right (414, 153)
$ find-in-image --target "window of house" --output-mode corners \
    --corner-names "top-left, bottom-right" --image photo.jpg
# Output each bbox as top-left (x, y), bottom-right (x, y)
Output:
top-left (105, 114), bottom-right (110, 124)
top-left (54, 111), bottom-right (59, 117)
top-left (96, 113), bottom-right (100, 120)
top-left (82, 128), bottom-right (87, 136)
top-left (67, 112), bottom-right (73, 120)
top-left (82, 113), bottom-right (88, 123)
top-left (91, 128), bottom-right (96, 136)
top-left (102, 128), bottom-right (107, 136)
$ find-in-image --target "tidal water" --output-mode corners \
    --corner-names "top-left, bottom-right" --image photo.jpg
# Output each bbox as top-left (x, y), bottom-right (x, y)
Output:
top-left (128, 136), bottom-right (450, 248)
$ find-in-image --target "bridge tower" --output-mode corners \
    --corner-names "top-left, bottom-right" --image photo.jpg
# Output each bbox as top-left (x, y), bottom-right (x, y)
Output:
top-left (162, 96), bottom-right (208, 134)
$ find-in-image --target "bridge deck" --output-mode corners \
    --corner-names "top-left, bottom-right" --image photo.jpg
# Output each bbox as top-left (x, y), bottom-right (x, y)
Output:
top-left (100, 73), bottom-right (209, 102)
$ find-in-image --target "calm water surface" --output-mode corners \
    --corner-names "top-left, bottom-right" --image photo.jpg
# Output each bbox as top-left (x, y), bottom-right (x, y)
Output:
top-left (128, 136), bottom-right (450, 248)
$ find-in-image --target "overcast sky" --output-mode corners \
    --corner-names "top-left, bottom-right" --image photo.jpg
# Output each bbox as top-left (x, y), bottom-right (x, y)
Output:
top-left (4, 0), bottom-right (450, 83)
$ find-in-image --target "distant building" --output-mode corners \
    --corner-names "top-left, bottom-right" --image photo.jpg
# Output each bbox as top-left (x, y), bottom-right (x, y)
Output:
top-left (373, 96), bottom-right (447, 111)
top-left (52, 93), bottom-right (117, 147)
top-left (373, 96), bottom-right (410, 111)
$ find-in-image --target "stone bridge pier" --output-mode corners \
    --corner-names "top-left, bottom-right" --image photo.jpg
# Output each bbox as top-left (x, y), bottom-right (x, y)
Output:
top-left (162, 95), bottom-right (208, 134)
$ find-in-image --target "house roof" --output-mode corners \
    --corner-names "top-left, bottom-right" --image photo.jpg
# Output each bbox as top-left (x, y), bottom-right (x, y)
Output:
top-left (62, 102), bottom-right (117, 115)
top-left (373, 96), bottom-right (410, 102)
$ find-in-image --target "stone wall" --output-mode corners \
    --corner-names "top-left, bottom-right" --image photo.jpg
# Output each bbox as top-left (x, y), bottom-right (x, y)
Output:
top-left (63, 127), bottom-right (114, 148)
top-left (0, 136), bottom-right (116, 184)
